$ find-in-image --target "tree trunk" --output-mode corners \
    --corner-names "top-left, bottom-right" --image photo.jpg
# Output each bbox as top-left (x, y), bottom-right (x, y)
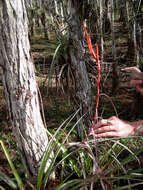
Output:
top-left (110, 0), bottom-right (119, 94)
top-left (99, 0), bottom-right (104, 64)
top-left (0, 0), bottom-right (52, 175)
top-left (68, 1), bottom-right (92, 137)
top-left (104, 0), bottom-right (111, 34)
top-left (40, 11), bottom-right (49, 39)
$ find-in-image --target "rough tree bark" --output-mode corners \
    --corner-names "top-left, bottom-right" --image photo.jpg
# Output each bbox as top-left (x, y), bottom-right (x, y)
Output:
top-left (68, 0), bottom-right (92, 136)
top-left (99, 0), bottom-right (104, 64)
top-left (110, 0), bottom-right (118, 94)
top-left (0, 0), bottom-right (52, 175)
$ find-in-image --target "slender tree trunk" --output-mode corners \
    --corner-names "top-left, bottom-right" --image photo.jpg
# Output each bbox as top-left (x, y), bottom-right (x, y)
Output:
top-left (68, 1), bottom-right (92, 136)
top-left (0, 0), bottom-right (52, 175)
top-left (125, 0), bottom-right (130, 42)
top-left (133, 19), bottom-right (139, 62)
top-left (119, 0), bottom-right (127, 22)
top-left (131, 1), bottom-right (139, 62)
top-left (41, 11), bottom-right (49, 39)
top-left (111, 0), bottom-right (118, 94)
top-left (60, 2), bottom-right (64, 22)
top-left (31, 11), bottom-right (35, 37)
top-left (111, 0), bottom-right (116, 61)
top-left (99, 0), bottom-right (104, 64)
top-left (104, 0), bottom-right (111, 34)
top-left (126, 0), bottom-right (129, 24)
top-left (54, 0), bottom-right (59, 15)
top-left (138, 24), bottom-right (143, 63)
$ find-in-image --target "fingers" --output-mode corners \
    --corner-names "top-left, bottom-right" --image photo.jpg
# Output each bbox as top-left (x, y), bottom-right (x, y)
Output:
top-left (94, 117), bottom-right (116, 128)
top-left (94, 131), bottom-right (119, 138)
top-left (130, 79), bottom-right (143, 86)
top-left (136, 85), bottom-right (143, 95)
top-left (94, 125), bottom-right (116, 134)
top-left (130, 79), bottom-right (143, 95)
top-left (93, 117), bottom-right (118, 138)
top-left (93, 117), bottom-right (134, 138)
top-left (94, 119), bottom-right (109, 129)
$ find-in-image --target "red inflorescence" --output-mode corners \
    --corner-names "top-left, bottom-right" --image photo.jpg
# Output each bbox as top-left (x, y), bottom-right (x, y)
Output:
top-left (83, 21), bottom-right (101, 140)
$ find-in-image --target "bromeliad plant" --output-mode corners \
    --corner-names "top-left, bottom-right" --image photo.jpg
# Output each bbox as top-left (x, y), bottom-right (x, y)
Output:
top-left (1, 115), bottom-right (143, 190)
top-left (55, 137), bottom-right (143, 190)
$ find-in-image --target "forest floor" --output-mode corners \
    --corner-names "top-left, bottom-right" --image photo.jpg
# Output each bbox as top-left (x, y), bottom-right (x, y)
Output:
top-left (0, 20), bottom-right (143, 189)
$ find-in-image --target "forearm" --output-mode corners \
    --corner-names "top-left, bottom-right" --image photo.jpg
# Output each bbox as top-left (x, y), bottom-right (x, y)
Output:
top-left (130, 120), bottom-right (143, 136)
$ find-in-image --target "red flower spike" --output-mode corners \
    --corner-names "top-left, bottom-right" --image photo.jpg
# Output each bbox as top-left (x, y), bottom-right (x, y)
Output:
top-left (83, 22), bottom-right (96, 60)
top-left (95, 44), bottom-right (100, 114)
top-left (83, 22), bottom-right (101, 141)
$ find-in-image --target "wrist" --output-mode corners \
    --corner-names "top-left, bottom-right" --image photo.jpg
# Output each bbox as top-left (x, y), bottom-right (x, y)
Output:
top-left (130, 120), bottom-right (143, 136)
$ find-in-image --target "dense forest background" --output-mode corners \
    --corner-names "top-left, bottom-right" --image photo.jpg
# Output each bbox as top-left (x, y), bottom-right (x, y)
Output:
top-left (0, 0), bottom-right (143, 189)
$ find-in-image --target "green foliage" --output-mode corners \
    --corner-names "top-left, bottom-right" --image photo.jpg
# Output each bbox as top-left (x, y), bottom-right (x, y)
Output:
top-left (1, 1), bottom-right (143, 189)
top-left (0, 171), bottom-right (17, 189)
top-left (0, 140), bottom-right (24, 190)
top-left (36, 109), bottom-right (82, 190)
top-left (137, 59), bottom-right (143, 69)
top-left (1, 120), bottom-right (143, 189)
top-left (57, 138), bottom-right (143, 189)
top-left (47, 43), bottom-right (63, 90)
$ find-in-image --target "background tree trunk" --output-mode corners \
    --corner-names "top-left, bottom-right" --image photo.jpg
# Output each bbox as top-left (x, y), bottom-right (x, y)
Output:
top-left (68, 0), bottom-right (92, 137)
top-left (0, 0), bottom-right (52, 175)
top-left (99, 0), bottom-right (104, 64)
top-left (111, 0), bottom-right (118, 94)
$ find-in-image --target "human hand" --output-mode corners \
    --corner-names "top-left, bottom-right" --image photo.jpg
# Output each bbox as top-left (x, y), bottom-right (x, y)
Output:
top-left (122, 67), bottom-right (143, 80)
top-left (94, 116), bottom-right (135, 138)
top-left (122, 67), bottom-right (143, 96)
top-left (130, 79), bottom-right (143, 96)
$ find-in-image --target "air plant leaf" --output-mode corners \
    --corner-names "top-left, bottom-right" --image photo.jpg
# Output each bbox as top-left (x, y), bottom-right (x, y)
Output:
top-left (0, 185), bottom-right (6, 190)
top-left (0, 171), bottom-right (17, 189)
top-left (47, 43), bottom-right (62, 91)
top-left (0, 140), bottom-right (23, 190)
top-left (36, 109), bottom-right (81, 190)
top-left (55, 179), bottom-right (85, 190)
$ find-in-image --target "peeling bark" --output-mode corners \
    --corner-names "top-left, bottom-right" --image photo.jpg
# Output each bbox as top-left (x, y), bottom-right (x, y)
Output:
top-left (0, 0), bottom-right (52, 175)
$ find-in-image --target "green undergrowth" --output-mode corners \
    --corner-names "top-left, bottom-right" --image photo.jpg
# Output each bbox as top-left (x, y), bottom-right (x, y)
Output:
top-left (1, 115), bottom-right (143, 190)
top-left (31, 34), bottom-right (59, 54)
top-left (1, 27), bottom-right (143, 189)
